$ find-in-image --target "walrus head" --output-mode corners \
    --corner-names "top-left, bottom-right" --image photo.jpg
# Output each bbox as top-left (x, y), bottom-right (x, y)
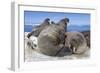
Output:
top-left (65, 32), bottom-right (88, 54)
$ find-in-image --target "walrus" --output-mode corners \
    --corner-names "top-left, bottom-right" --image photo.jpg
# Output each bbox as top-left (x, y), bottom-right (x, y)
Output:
top-left (65, 31), bottom-right (88, 54)
top-left (27, 18), bottom-right (50, 38)
top-left (37, 18), bottom-right (70, 57)
top-left (81, 31), bottom-right (90, 48)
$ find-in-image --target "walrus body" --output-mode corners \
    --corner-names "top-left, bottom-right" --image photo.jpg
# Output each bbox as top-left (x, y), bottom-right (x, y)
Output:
top-left (65, 31), bottom-right (88, 54)
top-left (37, 18), bottom-right (70, 56)
top-left (37, 24), bottom-right (65, 56)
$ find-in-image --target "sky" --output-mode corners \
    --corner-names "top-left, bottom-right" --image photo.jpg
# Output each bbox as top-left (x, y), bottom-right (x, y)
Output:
top-left (24, 11), bottom-right (90, 26)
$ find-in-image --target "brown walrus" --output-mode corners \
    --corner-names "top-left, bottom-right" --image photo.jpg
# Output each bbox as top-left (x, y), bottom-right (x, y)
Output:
top-left (65, 31), bottom-right (88, 54)
top-left (37, 18), bottom-right (70, 57)
top-left (27, 18), bottom-right (50, 38)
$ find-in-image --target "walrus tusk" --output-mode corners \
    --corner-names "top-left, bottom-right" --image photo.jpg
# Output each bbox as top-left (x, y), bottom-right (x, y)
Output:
top-left (73, 47), bottom-right (76, 53)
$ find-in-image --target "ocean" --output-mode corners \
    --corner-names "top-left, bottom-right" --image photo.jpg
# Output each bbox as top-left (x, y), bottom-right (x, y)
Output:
top-left (24, 25), bottom-right (90, 32)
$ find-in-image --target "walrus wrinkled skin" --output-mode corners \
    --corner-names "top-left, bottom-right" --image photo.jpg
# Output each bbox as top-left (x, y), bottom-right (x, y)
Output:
top-left (27, 18), bottom-right (50, 38)
top-left (65, 31), bottom-right (88, 54)
top-left (37, 18), bottom-right (70, 57)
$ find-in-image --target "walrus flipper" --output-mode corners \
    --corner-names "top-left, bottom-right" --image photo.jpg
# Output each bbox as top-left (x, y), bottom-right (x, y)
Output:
top-left (55, 45), bottom-right (72, 57)
top-left (57, 18), bottom-right (69, 25)
top-left (57, 18), bottom-right (69, 32)
top-left (27, 18), bottom-right (50, 38)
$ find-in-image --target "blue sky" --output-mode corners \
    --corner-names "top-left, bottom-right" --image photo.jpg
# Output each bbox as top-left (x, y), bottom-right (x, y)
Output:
top-left (24, 11), bottom-right (90, 26)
